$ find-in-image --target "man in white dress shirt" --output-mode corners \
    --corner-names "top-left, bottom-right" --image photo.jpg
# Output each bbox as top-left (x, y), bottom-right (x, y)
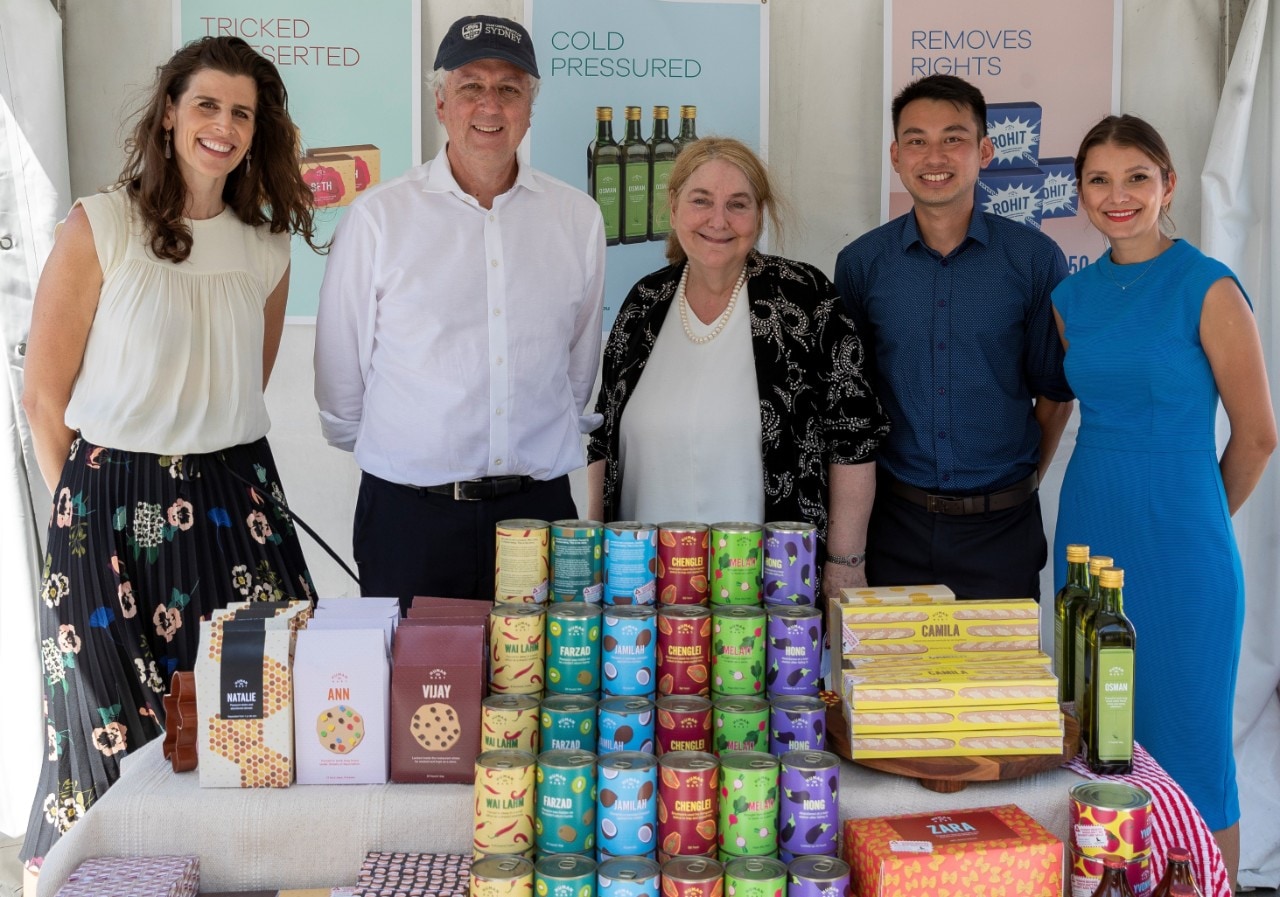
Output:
top-left (314, 15), bottom-right (606, 609)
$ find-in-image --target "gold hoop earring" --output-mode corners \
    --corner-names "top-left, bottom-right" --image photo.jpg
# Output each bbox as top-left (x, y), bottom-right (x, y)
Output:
top-left (164, 130), bottom-right (172, 159)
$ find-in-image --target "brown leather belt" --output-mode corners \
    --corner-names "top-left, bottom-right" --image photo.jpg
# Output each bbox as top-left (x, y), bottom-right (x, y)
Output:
top-left (422, 475), bottom-right (534, 501)
top-left (888, 473), bottom-right (1038, 516)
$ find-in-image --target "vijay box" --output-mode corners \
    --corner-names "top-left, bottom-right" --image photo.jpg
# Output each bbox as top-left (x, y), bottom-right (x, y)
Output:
top-left (843, 803), bottom-right (1062, 897)
top-left (294, 628), bottom-right (390, 784)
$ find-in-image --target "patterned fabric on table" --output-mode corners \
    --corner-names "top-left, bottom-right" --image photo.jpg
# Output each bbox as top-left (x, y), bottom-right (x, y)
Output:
top-left (1066, 743), bottom-right (1230, 897)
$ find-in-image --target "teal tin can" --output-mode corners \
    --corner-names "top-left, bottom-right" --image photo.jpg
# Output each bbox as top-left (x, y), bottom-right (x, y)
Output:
top-left (547, 602), bottom-right (603, 695)
top-left (541, 694), bottom-right (598, 753)
top-left (597, 856), bottom-right (660, 897)
top-left (717, 751), bottom-right (780, 857)
top-left (711, 606), bottom-right (766, 696)
top-left (712, 696), bottom-right (769, 754)
top-left (536, 853), bottom-right (597, 897)
top-left (552, 519), bottom-right (604, 604)
top-left (536, 749), bottom-right (598, 856)
top-left (723, 856), bottom-right (787, 897)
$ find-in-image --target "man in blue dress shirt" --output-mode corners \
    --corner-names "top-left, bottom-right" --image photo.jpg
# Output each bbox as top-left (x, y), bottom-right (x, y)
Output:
top-left (834, 75), bottom-right (1073, 600)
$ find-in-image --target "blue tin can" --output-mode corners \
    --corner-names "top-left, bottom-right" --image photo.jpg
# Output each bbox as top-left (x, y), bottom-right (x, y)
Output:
top-left (603, 522), bottom-right (658, 606)
top-left (601, 605), bottom-right (657, 696)
top-left (596, 696), bottom-right (655, 755)
top-left (764, 605), bottom-right (822, 697)
top-left (540, 694), bottom-right (598, 753)
top-left (597, 857), bottom-right (660, 897)
top-left (596, 750), bottom-right (659, 860)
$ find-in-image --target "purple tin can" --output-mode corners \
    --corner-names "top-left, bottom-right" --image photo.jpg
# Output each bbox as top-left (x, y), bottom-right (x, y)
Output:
top-left (597, 696), bottom-right (655, 755)
top-left (596, 751), bottom-right (659, 860)
top-left (778, 750), bottom-right (839, 858)
top-left (769, 695), bottom-right (827, 755)
top-left (602, 605), bottom-right (657, 696)
top-left (764, 606), bottom-right (822, 697)
top-left (762, 522), bottom-right (817, 607)
top-left (786, 855), bottom-right (851, 897)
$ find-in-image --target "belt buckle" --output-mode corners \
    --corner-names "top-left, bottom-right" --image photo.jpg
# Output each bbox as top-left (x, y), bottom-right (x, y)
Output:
top-left (926, 494), bottom-right (962, 514)
top-left (453, 480), bottom-right (484, 501)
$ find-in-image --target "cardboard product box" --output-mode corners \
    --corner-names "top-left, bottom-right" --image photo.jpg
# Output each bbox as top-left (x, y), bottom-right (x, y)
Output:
top-left (849, 723), bottom-right (1064, 758)
top-left (841, 650), bottom-right (1052, 672)
top-left (838, 585), bottom-right (955, 606)
top-left (850, 703), bottom-right (1063, 734)
top-left (220, 599), bottom-right (313, 631)
top-left (306, 612), bottom-right (395, 655)
top-left (838, 598), bottom-right (1040, 656)
top-left (841, 662), bottom-right (1058, 711)
top-left (986, 101), bottom-right (1043, 168)
top-left (390, 620), bottom-right (486, 783)
top-left (196, 618), bottom-right (295, 788)
top-left (300, 155), bottom-right (356, 209)
top-left (55, 855), bottom-right (199, 897)
top-left (308, 143), bottom-right (381, 192)
top-left (355, 851), bottom-right (471, 897)
top-left (843, 804), bottom-right (1062, 897)
top-left (978, 167), bottom-right (1048, 229)
top-left (294, 628), bottom-right (390, 784)
top-left (1039, 156), bottom-right (1079, 220)
top-left (411, 595), bottom-right (496, 613)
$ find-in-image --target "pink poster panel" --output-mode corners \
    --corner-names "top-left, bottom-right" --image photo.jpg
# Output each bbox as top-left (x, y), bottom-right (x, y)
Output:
top-left (884, 1), bottom-right (1120, 273)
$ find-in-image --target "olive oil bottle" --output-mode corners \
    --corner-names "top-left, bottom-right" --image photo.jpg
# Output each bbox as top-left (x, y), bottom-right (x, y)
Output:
top-left (620, 106), bottom-right (651, 244)
top-left (648, 106), bottom-right (678, 241)
top-left (674, 104), bottom-right (699, 154)
top-left (1082, 567), bottom-right (1136, 774)
top-left (588, 107), bottom-right (621, 246)
top-left (1072, 554), bottom-right (1113, 734)
top-left (1053, 543), bottom-right (1090, 704)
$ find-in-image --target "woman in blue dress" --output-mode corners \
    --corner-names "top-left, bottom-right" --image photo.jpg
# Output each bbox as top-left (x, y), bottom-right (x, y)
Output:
top-left (1052, 115), bottom-right (1275, 887)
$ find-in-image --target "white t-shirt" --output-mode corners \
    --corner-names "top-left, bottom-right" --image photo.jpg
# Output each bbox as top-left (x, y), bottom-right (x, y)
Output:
top-left (63, 189), bottom-right (289, 454)
top-left (617, 290), bottom-right (764, 523)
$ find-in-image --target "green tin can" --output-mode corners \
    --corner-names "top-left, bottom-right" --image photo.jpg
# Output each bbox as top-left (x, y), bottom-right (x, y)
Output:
top-left (709, 522), bottom-right (763, 606)
top-left (711, 606), bottom-right (766, 696)
top-left (536, 853), bottom-right (597, 897)
top-left (540, 694), bottom-right (598, 753)
top-left (535, 749), bottom-right (598, 856)
top-left (551, 519), bottom-right (604, 604)
top-left (547, 602), bottom-right (603, 695)
top-left (723, 856), bottom-right (787, 897)
top-left (712, 696), bottom-right (769, 755)
top-left (717, 751), bottom-right (780, 857)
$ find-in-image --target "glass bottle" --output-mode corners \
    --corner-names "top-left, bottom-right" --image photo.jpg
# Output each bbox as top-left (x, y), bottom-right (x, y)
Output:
top-left (1091, 854), bottom-right (1136, 897)
top-left (1073, 554), bottom-right (1113, 737)
top-left (1054, 543), bottom-right (1090, 704)
top-left (674, 104), bottom-right (699, 154)
top-left (1151, 847), bottom-right (1202, 897)
top-left (1084, 567), bottom-right (1136, 774)
top-left (620, 106), bottom-right (651, 245)
top-left (588, 107), bottom-right (621, 246)
top-left (648, 106), bottom-right (678, 241)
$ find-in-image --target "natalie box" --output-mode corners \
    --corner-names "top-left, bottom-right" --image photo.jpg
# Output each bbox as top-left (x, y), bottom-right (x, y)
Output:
top-left (843, 804), bottom-right (1062, 897)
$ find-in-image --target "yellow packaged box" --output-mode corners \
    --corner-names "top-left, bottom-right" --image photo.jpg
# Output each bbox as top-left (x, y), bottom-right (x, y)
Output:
top-left (838, 584), bottom-right (956, 605)
top-left (839, 599), bottom-right (1039, 656)
top-left (842, 663), bottom-right (1058, 710)
top-left (849, 723), bottom-right (1063, 758)
top-left (841, 650), bottom-right (1052, 671)
top-left (843, 804), bottom-right (1063, 897)
top-left (850, 703), bottom-right (1063, 734)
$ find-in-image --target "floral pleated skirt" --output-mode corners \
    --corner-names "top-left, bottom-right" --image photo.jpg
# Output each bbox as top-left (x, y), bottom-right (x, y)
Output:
top-left (20, 436), bottom-right (314, 869)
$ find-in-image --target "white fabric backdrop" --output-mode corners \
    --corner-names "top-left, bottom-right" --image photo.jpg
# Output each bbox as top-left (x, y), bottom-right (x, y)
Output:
top-left (0, 0), bottom-right (68, 835)
top-left (1201, 0), bottom-right (1280, 887)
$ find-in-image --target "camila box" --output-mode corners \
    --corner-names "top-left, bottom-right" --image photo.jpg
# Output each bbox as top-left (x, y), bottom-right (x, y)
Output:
top-left (842, 804), bottom-right (1062, 897)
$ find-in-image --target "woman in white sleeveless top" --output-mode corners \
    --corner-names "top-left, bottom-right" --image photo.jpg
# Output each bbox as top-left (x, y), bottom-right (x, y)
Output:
top-left (19, 36), bottom-right (323, 871)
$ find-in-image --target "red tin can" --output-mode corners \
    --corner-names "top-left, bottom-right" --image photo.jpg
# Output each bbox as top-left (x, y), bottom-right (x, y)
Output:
top-left (657, 750), bottom-right (720, 860)
top-left (657, 605), bottom-right (713, 697)
top-left (657, 522), bottom-right (710, 606)
top-left (656, 695), bottom-right (713, 755)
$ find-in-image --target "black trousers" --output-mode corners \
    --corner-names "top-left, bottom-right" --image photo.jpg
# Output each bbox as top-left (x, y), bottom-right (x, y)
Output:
top-left (354, 472), bottom-right (577, 613)
top-left (866, 485), bottom-right (1047, 600)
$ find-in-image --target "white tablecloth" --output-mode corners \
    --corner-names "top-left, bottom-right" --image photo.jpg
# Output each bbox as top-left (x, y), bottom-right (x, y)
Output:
top-left (36, 739), bottom-right (1085, 895)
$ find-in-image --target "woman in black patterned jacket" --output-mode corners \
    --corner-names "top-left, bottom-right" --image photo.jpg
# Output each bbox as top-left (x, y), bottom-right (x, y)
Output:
top-left (586, 137), bottom-right (890, 603)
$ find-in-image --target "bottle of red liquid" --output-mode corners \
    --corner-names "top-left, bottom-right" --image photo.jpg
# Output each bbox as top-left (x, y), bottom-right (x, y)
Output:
top-left (1151, 847), bottom-right (1203, 897)
top-left (1092, 854), bottom-right (1135, 897)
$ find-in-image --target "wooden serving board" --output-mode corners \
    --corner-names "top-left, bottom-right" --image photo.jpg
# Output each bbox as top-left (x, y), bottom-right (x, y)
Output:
top-left (825, 700), bottom-right (1080, 794)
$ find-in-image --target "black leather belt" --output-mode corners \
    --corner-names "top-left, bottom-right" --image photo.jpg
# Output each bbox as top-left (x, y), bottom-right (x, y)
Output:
top-left (888, 473), bottom-right (1038, 516)
top-left (422, 476), bottom-right (535, 501)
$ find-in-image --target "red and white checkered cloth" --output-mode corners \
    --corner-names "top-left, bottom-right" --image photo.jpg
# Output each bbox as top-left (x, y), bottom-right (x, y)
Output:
top-left (1066, 743), bottom-right (1230, 897)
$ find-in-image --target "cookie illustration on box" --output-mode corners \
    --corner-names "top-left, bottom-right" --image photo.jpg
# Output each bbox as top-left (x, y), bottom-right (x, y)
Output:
top-left (316, 704), bottom-right (366, 754)
top-left (412, 702), bottom-right (462, 751)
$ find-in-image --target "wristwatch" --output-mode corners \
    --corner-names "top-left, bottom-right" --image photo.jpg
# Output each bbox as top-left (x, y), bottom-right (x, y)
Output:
top-left (826, 552), bottom-right (865, 568)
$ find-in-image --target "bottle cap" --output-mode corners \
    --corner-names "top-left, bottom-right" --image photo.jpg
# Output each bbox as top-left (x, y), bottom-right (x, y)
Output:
top-left (1089, 556), bottom-right (1114, 576)
top-left (1102, 854), bottom-right (1127, 870)
top-left (596, 106), bottom-right (613, 120)
top-left (1099, 568), bottom-right (1125, 588)
top-left (1066, 544), bottom-right (1090, 562)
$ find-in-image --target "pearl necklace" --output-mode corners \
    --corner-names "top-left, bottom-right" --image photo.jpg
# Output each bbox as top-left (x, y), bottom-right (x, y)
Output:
top-left (678, 263), bottom-right (749, 344)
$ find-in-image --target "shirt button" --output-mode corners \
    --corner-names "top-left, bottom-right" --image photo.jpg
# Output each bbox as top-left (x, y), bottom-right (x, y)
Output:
top-left (491, 259), bottom-right (499, 268)
top-left (493, 308), bottom-right (502, 317)
top-left (494, 458), bottom-right (503, 467)
top-left (489, 214), bottom-right (495, 222)
top-left (938, 431), bottom-right (947, 439)
top-left (937, 342), bottom-right (946, 351)
top-left (496, 356), bottom-right (504, 365)
top-left (937, 299), bottom-right (946, 308)
top-left (940, 258), bottom-right (950, 267)
top-left (942, 473), bottom-right (951, 482)
top-left (496, 407), bottom-right (504, 416)
top-left (938, 387), bottom-right (945, 396)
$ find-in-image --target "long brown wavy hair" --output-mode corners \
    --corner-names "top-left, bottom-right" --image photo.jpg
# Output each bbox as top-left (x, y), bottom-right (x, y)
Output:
top-left (118, 36), bottom-right (325, 261)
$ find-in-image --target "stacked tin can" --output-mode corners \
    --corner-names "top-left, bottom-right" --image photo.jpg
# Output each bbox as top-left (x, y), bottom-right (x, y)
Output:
top-left (1068, 782), bottom-right (1155, 896)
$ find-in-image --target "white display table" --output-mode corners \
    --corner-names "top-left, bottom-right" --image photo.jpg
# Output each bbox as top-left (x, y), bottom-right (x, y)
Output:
top-left (36, 739), bottom-right (1086, 895)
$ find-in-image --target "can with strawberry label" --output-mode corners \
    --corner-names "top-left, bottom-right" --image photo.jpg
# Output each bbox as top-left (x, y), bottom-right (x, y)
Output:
top-left (1069, 782), bottom-right (1153, 861)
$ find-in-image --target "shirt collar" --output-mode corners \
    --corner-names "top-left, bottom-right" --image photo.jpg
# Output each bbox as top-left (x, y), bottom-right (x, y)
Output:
top-left (422, 144), bottom-right (544, 200)
top-left (900, 205), bottom-right (990, 254)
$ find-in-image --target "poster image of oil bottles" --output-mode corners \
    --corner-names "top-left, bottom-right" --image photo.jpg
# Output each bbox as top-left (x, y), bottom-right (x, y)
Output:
top-left (588, 105), bottom-right (698, 246)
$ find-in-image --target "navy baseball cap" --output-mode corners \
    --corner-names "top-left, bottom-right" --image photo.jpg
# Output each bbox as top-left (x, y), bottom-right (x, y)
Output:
top-left (434, 15), bottom-right (540, 79)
